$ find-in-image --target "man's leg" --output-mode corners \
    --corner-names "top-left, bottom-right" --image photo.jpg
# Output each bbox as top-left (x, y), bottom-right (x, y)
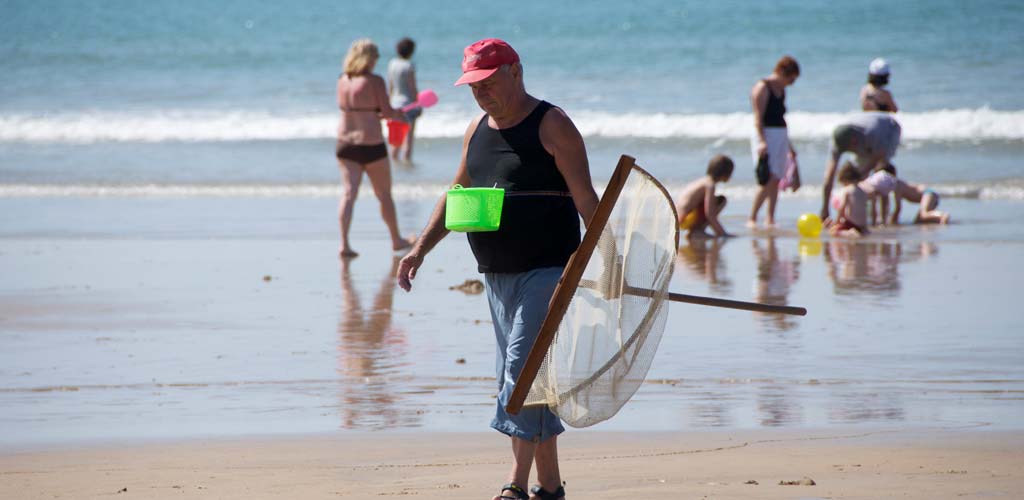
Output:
top-left (487, 269), bottom-right (565, 499)
top-left (533, 435), bottom-right (562, 496)
top-left (503, 437), bottom-right (536, 497)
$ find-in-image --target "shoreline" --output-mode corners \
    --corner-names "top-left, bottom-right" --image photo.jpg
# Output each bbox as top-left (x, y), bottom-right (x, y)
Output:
top-left (2, 427), bottom-right (1021, 499)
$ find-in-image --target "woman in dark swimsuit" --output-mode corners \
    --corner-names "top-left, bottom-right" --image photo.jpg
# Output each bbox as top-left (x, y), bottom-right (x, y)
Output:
top-left (748, 55), bottom-right (800, 228)
top-left (336, 39), bottom-right (414, 258)
top-left (860, 58), bottom-right (899, 113)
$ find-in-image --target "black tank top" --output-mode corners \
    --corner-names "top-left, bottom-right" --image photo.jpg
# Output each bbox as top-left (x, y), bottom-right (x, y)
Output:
top-left (465, 100), bottom-right (581, 273)
top-left (762, 80), bottom-right (787, 127)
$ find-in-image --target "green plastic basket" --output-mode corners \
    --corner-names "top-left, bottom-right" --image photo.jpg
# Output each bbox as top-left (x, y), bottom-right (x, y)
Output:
top-left (445, 184), bottom-right (504, 232)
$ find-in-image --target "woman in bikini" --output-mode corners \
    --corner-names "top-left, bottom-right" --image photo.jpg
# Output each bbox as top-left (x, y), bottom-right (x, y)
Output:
top-left (336, 39), bottom-right (415, 258)
top-left (860, 58), bottom-right (899, 113)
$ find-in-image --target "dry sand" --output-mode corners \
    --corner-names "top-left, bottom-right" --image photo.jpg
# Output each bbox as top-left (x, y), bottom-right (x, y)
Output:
top-left (2, 427), bottom-right (1021, 499)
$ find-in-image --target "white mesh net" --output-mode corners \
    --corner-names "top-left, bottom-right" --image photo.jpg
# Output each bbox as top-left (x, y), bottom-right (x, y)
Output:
top-left (522, 165), bottom-right (678, 427)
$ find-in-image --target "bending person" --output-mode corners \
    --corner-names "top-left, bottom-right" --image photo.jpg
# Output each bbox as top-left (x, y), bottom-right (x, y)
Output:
top-left (878, 165), bottom-right (950, 225)
top-left (397, 39), bottom-right (598, 500)
top-left (820, 112), bottom-right (901, 222)
top-left (336, 39), bottom-right (415, 258)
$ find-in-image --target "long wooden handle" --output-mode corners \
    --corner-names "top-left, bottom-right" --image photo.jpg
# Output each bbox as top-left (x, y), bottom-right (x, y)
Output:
top-left (581, 279), bottom-right (808, 316)
top-left (666, 291), bottom-right (806, 316)
top-left (505, 155), bottom-right (636, 416)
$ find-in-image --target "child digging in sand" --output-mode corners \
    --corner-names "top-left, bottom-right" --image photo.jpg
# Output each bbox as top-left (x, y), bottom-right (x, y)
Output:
top-left (830, 162), bottom-right (869, 237)
top-left (676, 154), bottom-right (734, 239)
top-left (883, 165), bottom-right (950, 224)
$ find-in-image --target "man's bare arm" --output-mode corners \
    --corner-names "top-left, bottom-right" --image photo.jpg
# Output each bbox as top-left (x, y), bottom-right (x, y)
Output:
top-left (821, 150), bottom-right (840, 221)
top-left (540, 107), bottom-right (598, 226)
top-left (396, 114), bottom-right (482, 291)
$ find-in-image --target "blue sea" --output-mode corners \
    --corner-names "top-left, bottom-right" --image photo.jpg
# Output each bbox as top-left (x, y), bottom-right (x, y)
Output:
top-left (2, 0), bottom-right (1024, 448)
top-left (2, 0), bottom-right (1023, 193)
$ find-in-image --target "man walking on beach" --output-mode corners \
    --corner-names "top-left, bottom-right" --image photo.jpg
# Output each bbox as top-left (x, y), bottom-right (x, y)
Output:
top-left (397, 38), bottom-right (597, 500)
top-left (821, 112), bottom-right (901, 222)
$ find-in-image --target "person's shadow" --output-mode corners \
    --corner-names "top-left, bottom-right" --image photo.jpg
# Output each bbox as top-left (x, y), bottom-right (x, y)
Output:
top-left (337, 257), bottom-right (414, 429)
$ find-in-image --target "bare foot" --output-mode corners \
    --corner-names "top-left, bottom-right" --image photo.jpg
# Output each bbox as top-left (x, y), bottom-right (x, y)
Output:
top-left (764, 219), bottom-right (777, 228)
top-left (830, 227), bottom-right (862, 238)
top-left (745, 219), bottom-right (758, 229)
top-left (940, 213), bottom-right (951, 224)
top-left (392, 235), bottom-right (416, 253)
top-left (339, 248), bottom-right (359, 259)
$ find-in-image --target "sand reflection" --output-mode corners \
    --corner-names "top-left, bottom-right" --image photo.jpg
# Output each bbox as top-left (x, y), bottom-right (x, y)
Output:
top-left (825, 240), bottom-right (901, 296)
top-left (676, 237), bottom-right (733, 296)
top-left (337, 257), bottom-right (418, 430)
top-left (824, 240), bottom-right (938, 298)
top-left (756, 385), bottom-right (804, 427)
top-left (751, 237), bottom-right (801, 332)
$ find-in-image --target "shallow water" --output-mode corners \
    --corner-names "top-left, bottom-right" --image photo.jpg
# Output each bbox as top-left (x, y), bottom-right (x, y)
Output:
top-left (0, 195), bottom-right (1021, 448)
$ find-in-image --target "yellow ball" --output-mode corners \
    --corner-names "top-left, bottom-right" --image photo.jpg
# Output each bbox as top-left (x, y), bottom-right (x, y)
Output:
top-left (797, 213), bottom-right (823, 238)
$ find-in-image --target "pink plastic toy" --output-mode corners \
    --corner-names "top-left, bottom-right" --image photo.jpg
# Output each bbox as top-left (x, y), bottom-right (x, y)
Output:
top-left (400, 89), bottom-right (438, 112)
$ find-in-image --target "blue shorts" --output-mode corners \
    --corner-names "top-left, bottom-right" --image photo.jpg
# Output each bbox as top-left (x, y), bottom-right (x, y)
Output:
top-left (484, 266), bottom-right (565, 442)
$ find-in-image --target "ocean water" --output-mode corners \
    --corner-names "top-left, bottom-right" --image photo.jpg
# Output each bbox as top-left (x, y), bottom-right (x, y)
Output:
top-left (2, 1), bottom-right (1024, 448)
top-left (2, 0), bottom-right (1023, 195)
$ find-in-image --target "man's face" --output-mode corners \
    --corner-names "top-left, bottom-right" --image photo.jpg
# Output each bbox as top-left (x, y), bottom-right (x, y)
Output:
top-left (469, 64), bottom-right (517, 116)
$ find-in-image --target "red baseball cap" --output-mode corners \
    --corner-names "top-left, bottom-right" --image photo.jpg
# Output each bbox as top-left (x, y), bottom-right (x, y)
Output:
top-left (453, 38), bottom-right (520, 86)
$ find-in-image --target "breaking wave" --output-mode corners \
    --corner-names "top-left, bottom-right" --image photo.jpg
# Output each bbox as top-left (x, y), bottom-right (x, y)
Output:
top-left (1, 108), bottom-right (1022, 143)
top-left (3, 180), bottom-right (1023, 200)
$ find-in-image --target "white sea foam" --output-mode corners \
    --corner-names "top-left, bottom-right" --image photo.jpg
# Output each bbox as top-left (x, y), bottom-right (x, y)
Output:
top-left (3, 181), bottom-right (1022, 200)
top-left (1, 108), bottom-right (1022, 143)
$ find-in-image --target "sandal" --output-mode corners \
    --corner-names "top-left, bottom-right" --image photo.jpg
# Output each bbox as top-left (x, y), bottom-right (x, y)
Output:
top-left (499, 483), bottom-right (529, 500)
top-left (530, 484), bottom-right (566, 500)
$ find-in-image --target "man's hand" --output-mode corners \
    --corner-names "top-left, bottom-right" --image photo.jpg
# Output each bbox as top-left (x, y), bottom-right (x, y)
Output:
top-left (397, 251), bottom-right (423, 292)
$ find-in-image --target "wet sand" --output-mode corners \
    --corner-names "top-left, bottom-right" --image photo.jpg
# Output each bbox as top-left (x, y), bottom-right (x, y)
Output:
top-left (2, 428), bottom-right (1022, 499)
top-left (1, 193), bottom-right (1023, 498)
top-left (2, 196), bottom-right (1024, 446)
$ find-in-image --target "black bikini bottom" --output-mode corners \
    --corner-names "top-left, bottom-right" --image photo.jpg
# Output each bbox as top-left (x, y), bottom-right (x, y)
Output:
top-left (335, 142), bottom-right (388, 165)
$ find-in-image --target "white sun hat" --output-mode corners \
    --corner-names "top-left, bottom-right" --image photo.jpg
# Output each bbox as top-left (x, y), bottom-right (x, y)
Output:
top-left (869, 58), bottom-right (890, 76)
